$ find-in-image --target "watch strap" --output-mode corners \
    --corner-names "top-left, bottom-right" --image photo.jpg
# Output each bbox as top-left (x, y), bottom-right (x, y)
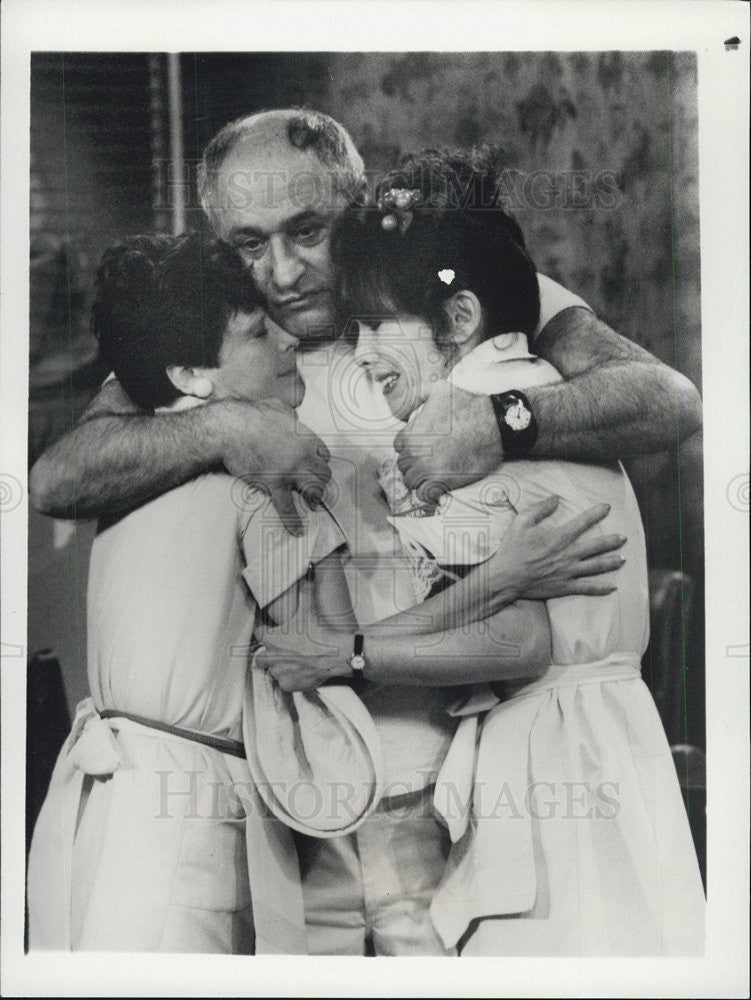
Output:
top-left (490, 389), bottom-right (538, 459)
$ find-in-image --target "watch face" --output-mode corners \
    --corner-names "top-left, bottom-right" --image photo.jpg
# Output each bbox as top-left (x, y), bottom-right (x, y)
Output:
top-left (505, 400), bottom-right (532, 431)
top-left (349, 654), bottom-right (366, 673)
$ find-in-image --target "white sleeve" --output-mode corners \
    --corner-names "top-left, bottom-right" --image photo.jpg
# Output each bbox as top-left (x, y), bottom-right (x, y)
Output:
top-left (240, 493), bottom-right (346, 609)
top-left (534, 274), bottom-right (592, 340)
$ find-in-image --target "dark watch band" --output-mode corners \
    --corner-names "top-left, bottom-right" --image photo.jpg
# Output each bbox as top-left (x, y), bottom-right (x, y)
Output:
top-left (348, 633), bottom-right (366, 676)
top-left (489, 390), bottom-right (538, 459)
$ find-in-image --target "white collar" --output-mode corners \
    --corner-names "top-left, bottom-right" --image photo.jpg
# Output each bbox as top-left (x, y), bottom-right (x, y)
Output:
top-left (155, 395), bottom-right (208, 414)
top-left (451, 333), bottom-right (537, 377)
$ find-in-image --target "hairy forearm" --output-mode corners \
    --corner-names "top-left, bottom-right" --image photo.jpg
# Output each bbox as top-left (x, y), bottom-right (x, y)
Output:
top-left (363, 600), bottom-right (551, 686)
top-left (29, 402), bottom-right (229, 519)
top-left (393, 307), bottom-right (702, 497)
top-left (528, 308), bottom-right (703, 461)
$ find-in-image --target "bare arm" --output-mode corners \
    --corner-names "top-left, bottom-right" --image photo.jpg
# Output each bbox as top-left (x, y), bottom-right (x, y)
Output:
top-left (257, 496), bottom-right (626, 690)
top-left (29, 380), bottom-right (222, 518)
top-left (393, 307), bottom-right (703, 496)
top-left (528, 307), bottom-right (702, 459)
top-left (28, 379), bottom-right (331, 530)
top-left (361, 599), bottom-right (551, 686)
top-left (261, 581), bottom-right (551, 690)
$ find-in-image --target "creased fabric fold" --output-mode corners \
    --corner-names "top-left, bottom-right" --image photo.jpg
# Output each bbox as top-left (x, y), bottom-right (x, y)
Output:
top-left (244, 663), bottom-right (384, 838)
top-left (430, 655), bottom-right (706, 955)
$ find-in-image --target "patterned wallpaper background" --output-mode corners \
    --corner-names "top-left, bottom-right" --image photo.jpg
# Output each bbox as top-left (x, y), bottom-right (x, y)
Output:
top-left (326, 52), bottom-right (703, 583)
top-left (328, 52), bottom-right (701, 389)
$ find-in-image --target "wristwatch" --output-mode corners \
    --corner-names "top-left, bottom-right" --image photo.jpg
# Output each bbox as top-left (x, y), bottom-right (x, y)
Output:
top-left (347, 634), bottom-right (366, 676)
top-left (489, 390), bottom-right (538, 458)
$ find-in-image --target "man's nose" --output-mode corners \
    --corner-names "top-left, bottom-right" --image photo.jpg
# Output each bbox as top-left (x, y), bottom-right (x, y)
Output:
top-left (268, 235), bottom-right (305, 292)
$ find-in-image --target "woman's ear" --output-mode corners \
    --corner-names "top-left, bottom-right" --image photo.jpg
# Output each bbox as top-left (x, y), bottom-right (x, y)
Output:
top-left (443, 289), bottom-right (484, 345)
top-left (165, 366), bottom-right (215, 399)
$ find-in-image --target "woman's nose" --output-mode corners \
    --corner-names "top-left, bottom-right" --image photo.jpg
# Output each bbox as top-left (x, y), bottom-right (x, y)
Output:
top-left (267, 315), bottom-right (299, 351)
top-left (277, 327), bottom-right (299, 352)
top-left (354, 326), bottom-right (379, 367)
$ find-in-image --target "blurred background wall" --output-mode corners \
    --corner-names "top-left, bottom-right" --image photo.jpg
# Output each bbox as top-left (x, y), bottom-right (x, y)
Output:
top-left (28, 50), bottom-right (704, 797)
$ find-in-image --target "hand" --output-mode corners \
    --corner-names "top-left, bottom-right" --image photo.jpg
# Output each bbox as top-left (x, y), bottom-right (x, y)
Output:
top-left (393, 382), bottom-right (503, 502)
top-left (486, 495), bottom-right (626, 601)
top-left (255, 620), bottom-right (352, 693)
top-left (215, 398), bottom-right (332, 535)
top-left (255, 576), bottom-right (354, 692)
top-left (258, 653), bottom-right (349, 693)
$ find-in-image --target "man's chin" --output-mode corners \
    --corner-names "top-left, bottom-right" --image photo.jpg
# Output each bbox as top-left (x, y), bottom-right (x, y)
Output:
top-left (277, 305), bottom-right (335, 343)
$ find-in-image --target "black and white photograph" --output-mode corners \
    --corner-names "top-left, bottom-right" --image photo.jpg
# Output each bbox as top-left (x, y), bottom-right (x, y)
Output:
top-left (1, 1), bottom-right (748, 996)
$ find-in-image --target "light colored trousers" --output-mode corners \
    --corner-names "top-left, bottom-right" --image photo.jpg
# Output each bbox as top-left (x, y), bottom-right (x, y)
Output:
top-left (294, 786), bottom-right (455, 956)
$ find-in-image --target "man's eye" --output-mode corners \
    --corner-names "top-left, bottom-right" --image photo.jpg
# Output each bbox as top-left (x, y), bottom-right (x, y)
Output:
top-left (236, 238), bottom-right (266, 259)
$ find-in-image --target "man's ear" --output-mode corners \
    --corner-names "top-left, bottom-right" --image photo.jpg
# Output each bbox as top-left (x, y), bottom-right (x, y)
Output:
top-left (165, 366), bottom-right (214, 399)
top-left (443, 289), bottom-right (484, 345)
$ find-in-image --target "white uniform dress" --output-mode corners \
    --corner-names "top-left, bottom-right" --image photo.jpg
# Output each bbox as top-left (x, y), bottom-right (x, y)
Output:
top-left (290, 275), bottom-right (599, 955)
top-left (382, 334), bottom-right (706, 955)
top-left (27, 474), bottom-right (344, 954)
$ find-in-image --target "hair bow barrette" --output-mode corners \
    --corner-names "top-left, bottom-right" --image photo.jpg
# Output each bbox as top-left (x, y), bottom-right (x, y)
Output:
top-left (378, 187), bottom-right (423, 234)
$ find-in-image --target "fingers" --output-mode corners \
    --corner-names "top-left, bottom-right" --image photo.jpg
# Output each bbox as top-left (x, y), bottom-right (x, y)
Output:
top-left (266, 663), bottom-right (300, 693)
top-left (569, 552), bottom-right (627, 578)
top-left (569, 533), bottom-right (627, 561)
top-left (559, 502), bottom-right (611, 542)
top-left (414, 479), bottom-right (450, 505)
top-left (267, 486), bottom-right (304, 536)
top-left (395, 450), bottom-right (426, 489)
top-left (308, 453), bottom-right (333, 480)
top-left (281, 416), bottom-right (331, 466)
top-left (297, 469), bottom-right (329, 508)
top-left (295, 446), bottom-right (332, 507)
top-left (520, 495), bottom-right (560, 525)
top-left (397, 457), bottom-right (466, 501)
top-left (561, 580), bottom-right (618, 597)
top-left (254, 648), bottom-right (272, 671)
top-left (400, 465), bottom-right (424, 494)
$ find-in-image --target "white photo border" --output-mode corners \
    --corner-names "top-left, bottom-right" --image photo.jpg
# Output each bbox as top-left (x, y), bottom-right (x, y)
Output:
top-left (2, 1), bottom-right (749, 996)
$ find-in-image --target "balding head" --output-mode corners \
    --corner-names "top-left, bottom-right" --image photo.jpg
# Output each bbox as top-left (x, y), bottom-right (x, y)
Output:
top-left (198, 108), bottom-right (366, 225)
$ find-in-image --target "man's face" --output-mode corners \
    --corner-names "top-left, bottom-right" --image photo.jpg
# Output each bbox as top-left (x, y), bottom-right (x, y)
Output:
top-left (210, 140), bottom-right (349, 341)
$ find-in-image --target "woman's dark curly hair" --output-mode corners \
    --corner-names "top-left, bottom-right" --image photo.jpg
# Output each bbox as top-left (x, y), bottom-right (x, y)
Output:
top-left (92, 232), bottom-right (262, 409)
top-left (332, 146), bottom-right (540, 347)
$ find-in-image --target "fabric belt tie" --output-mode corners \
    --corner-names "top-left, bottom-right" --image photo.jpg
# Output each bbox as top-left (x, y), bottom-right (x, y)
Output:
top-left (430, 653), bottom-right (643, 949)
top-left (99, 709), bottom-right (246, 758)
top-left (27, 698), bottom-right (254, 951)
